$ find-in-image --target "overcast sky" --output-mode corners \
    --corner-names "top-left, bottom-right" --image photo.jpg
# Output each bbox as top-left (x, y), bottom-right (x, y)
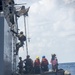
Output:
top-left (15, 0), bottom-right (75, 63)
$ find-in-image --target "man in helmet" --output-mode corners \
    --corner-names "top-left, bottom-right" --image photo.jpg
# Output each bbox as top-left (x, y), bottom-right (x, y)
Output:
top-left (34, 56), bottom-right (41, 74)
top-left (16, 31), bottom-right (26, 55)
top-left (41, 56), bottom-right (49, 72)
top-left (11, 29), bottom-right (26, 55)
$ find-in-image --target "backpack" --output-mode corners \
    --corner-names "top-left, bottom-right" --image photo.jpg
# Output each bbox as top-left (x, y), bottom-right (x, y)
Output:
top-left (19, 35), bottom-right (26, 41)
top-left (23, 35), bottom-right (26, 41)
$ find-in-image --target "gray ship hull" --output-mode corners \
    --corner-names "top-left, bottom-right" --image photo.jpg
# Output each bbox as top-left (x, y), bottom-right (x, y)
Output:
top-left (0, 16), bottom-right (12, 75)
top-left (0, 16), bottom-right (17, 75)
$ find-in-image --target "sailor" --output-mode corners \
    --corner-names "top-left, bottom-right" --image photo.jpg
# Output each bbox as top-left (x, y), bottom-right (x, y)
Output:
top-left (18, 57), bottom-right (23, 74)
top-left (50, 54), bottom-right (58, 72)
top-left (41, 56), bottom-right (49, 72)
top-left (16, 31), bottom-right (26, 55)
top-left (23, 55), bottom-right (33, 74)
top-left (34, 56), bottom-right (41, 74)
top-left (11, 30), bottom-right (26, 55)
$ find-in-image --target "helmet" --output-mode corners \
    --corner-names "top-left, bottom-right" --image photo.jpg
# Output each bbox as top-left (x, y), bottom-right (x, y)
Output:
top-left (20, 31), bottom-right (23, 34)
top-left (36, 56), bottom-right (39, 59)
top-left (42, 56), bottom-right (45, 58)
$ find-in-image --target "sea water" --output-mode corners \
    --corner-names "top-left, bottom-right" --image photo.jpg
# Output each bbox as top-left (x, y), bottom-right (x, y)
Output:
top-left (49, 62), bottom-right (75, 75)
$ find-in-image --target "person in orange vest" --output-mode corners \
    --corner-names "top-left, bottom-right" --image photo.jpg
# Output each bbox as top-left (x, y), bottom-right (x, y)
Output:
top-left (41, 56), bottom-right (49, 72)
top-left (34, 56), bottom-right (41, 74)
top-left (50, 54), bottom-right (58, 72)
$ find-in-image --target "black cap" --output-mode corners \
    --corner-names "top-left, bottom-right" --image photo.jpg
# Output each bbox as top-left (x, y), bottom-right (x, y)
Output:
top-left (20, 31), bottom-right (23, 34)
top-left (27, 55), bottom-right (30, 58)
top-left (19, 57), bottom-right (22, 59)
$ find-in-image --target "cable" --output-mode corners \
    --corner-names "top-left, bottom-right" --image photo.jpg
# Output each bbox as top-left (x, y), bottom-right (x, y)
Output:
top-left (24, 15), bottom-right (28, 56)
top-left (26, 16), bottom-right (30, 42)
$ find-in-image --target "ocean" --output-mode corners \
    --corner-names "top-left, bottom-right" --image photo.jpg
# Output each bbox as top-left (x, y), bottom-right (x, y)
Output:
top-left (49, 62), bottom-right (75, 75)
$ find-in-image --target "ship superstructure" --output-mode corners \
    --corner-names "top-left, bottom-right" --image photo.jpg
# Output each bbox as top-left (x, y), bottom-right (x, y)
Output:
top-left (0, 0), bottom-right (18, 75)
top-left (0, 0), bottom-right (30, 75)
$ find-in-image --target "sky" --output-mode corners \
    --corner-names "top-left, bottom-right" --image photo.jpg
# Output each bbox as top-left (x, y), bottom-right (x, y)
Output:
top-left (15, 0), bottom-right (75, 63)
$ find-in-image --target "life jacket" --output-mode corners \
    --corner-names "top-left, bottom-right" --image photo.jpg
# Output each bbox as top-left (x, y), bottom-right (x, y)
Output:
top-left (41, 58), bottom-right (48, 65)
top-left (34, 59), bottom-right (40, 66)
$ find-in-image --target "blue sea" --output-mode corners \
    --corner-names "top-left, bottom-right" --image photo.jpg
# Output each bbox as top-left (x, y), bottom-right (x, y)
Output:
top-left (49, 62), bottom-right (75, 75)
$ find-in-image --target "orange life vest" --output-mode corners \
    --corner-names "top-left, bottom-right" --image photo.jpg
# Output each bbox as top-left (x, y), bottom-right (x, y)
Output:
top-left (41, 58), bottom-right (48, 65)
top-left (34, 59), bottom-right (40, 66)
